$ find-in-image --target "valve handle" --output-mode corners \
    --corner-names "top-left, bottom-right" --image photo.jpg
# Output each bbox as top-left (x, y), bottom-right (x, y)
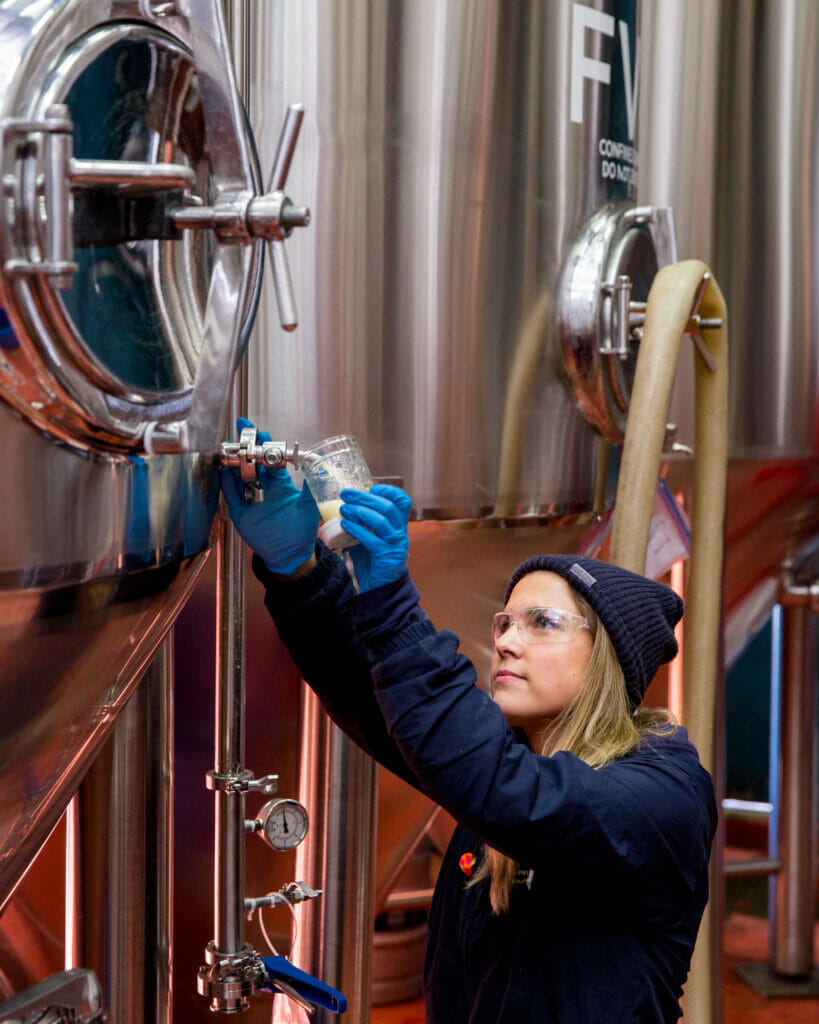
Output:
top-left (268, 103), bottom-right (304, 194)
top-left (265, 103), bottom-right (308, 331)
top-left (269, 238), bottom-right (298, 331)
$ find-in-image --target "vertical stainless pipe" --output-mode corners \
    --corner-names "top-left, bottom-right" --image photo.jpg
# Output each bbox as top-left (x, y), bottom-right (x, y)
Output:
top-left (772, 581), bottom-right (818, 977)
top-left (211, 0), bottom-right (251, 963)
top-left (293, 686), bottom-right (378, 1024)
top-left (226, 0), bottom-right (252, 100)
top-left (197, 346), bottom-right (264, 1013)
top-left (66, 636), bottom-right (174, 1024)
top-left (197, 279), bottom-right (261, 1010)
top-left (213, 507), bottom-right (248, 956)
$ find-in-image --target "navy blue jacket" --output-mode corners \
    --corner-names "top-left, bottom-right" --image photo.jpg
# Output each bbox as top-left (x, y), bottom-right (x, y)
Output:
top-left (255, 544), bottom-right (717, 1023)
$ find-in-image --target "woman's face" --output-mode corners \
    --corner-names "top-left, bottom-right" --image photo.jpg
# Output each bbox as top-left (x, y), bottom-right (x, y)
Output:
top-left (491, 570), bottom-right (593, 742)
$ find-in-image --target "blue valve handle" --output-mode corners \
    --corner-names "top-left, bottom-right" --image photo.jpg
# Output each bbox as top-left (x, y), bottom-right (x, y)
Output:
top-left (260, 956), bottom-right (347, 1014)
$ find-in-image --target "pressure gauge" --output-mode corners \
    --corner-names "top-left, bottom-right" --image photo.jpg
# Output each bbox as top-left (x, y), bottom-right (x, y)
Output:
top-left (257, 799), bottom-right (309, 852)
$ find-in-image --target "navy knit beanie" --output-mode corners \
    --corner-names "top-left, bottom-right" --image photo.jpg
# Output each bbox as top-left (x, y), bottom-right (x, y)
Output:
top-left (504, 555), bottom-right (683, 708)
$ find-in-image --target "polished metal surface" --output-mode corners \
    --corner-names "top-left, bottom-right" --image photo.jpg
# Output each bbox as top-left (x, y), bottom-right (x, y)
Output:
top-left (637, 0), bottom-right (819, 611)
top-left (293, 686), bottom-right (378, 1024)
top-left (773, 574), bottom-right (818, 978)
top-left (68, 638), bottom-right (174, 1024)
top-left (0, 0), bottom-right (262, 919)
top-left (640, 0), bottom-right (819, 460)
top-left (0, 460), bottom-right (210, 916)
top-left (711, 0), bottom-right (819, 459)
top-left (0, 968), bottom-right (103, 1024)
top-left (0, 0), bottom-right (263, 453)
top-left (247, 0), bottom-right (643, 518)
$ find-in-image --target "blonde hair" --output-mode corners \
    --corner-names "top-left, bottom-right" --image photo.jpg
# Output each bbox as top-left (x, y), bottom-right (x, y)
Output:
top-left (471, 592), bottom-right (676, 913)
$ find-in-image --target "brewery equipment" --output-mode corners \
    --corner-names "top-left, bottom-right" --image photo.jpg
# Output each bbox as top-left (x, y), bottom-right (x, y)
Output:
top-left (2, 2), bottom-right (819, 1023)
top-left (0, 0), bottom-right (309, 1017)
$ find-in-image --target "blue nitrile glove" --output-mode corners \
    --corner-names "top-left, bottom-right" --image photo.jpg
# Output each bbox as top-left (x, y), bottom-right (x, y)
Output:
top-left (220, 418), bottom-right (320, 575)
top-left (339, 484), bottom-right (412, 592)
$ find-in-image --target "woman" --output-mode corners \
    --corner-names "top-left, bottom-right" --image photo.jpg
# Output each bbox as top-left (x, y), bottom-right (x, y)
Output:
top-left (222, 440), bottom-right (717, 1023)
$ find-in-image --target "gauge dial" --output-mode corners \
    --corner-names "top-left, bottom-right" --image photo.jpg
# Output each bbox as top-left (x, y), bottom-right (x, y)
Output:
top-left (258, 798), bottom-right (309, 851)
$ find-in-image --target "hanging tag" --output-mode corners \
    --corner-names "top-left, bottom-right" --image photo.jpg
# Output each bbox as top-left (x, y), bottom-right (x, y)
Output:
top-left (576, 479), bottom-right (690, 580)
top-left (644, 479), bottom-right (690, 579)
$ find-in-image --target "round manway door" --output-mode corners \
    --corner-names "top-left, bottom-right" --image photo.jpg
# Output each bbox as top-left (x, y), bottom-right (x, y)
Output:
top-left (0, 0), bottom-right (308, 455)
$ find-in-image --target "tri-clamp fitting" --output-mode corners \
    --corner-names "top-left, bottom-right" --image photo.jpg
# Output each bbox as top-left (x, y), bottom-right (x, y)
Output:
top-left (220, 426), bottom-right (300, 487)
top-left (197, 943), bottom-right (268, 1014)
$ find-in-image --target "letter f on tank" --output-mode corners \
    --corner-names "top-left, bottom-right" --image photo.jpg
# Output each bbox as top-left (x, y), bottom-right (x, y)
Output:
top-left (570, 4), bottom-right (615, 124)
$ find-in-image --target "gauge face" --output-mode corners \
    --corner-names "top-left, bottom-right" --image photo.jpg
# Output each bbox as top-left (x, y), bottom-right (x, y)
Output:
top-left (259, 799), bottom-right (309, 851)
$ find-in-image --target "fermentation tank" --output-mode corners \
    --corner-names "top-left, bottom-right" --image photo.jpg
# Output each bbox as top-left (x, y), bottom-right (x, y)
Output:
top-left (240, 1), bottom-right (819, 1020)
top-left (242, 0), bottom-right (819, 696)
top-left (2, 1), bottom-right (819, 1023)
top-left (0, 0), bottom-right (291, 950)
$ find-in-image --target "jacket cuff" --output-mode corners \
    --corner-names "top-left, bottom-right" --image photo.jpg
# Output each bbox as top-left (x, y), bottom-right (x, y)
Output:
top-left (251, 541), bottom-right (343, 606)
top-left (352, 571), bottom-right (432, 658)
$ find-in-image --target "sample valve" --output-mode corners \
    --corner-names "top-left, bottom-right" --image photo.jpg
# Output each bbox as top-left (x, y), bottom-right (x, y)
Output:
top-left (220, 424), bottom-right (300, 499)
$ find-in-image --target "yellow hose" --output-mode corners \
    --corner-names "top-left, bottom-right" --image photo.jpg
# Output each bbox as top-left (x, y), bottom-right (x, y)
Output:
top-left (609, 259), bottom-right (728, 1024)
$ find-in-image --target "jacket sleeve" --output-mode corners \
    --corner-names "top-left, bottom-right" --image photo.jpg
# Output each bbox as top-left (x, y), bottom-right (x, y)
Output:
top-left (353, 585), bottom-right (716, 910)
top-left (253, 543), bottom-right (428, 792)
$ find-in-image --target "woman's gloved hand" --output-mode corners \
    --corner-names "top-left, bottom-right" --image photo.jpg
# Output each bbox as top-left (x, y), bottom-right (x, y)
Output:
top-left (220, 418), bottom-right (320, 575)
top-left (339, 484), bottom-right (412, 592)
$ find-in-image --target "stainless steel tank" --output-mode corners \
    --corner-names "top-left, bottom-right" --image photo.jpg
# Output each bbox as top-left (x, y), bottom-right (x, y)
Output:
top-left (0, 0), bottom-right (268, 915)
top-left (247, 0), bottom-right (675, 519)
top-left (236, 3), bottom-right (685, 1022)
top-left (639, 0), bottom-right (819, 645)
top-left (238, 1), bottom-right (819, 1020)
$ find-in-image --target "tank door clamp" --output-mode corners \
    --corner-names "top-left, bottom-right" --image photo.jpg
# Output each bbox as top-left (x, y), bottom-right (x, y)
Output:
top-left (172, 103), bottom-right (311, 330)
top-left (628, 272), bottom-right (723, 373)
top-left (1, 104), bottom-right (197, 289)
top-left (600, 274), bottom-right (633, 358)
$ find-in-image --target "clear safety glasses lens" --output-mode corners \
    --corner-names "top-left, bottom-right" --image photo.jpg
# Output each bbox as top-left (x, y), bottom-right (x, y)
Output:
top-left (491, 607), bottom-right (590, 648)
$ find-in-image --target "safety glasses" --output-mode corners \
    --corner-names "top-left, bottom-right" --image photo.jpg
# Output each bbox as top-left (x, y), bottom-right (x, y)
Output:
top-left (490, 606), bottom-right (590, 648)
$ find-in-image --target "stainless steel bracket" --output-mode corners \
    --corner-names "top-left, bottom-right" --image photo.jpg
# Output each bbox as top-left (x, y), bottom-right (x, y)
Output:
top-left (626, 272), bottom-right (723, 373)
top-left (245, 881), bottom-right (323, 914)
top-left (206, 769), bottom-right (279, 795)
